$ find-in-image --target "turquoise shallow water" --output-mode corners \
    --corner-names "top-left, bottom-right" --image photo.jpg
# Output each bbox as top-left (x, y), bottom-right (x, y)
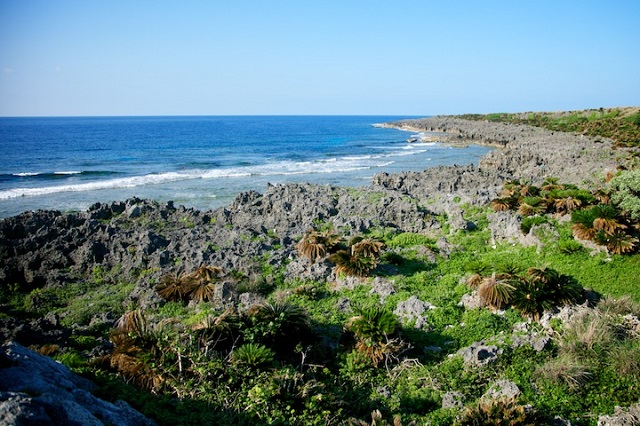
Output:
top-left (0, 116), bottom-right (491, 217)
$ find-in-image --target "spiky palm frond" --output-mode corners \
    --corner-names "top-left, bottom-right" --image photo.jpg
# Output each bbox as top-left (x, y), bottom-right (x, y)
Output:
top-left (477, 275), bottom-right (515, 309)
top-left (156, 272), bottom-right (189, 301)
top-left (232, 343), bottom-right (274, 368)
top-left (591, 205), bottom-right (625, 235)
top-left (571, 208), bottom-right (598, 240)
top-left (351, 238), bottom-right (385, 259)
top-left (553, 196), bottom-right (583, 214)
top-left (490, 197), bottom-right (517, 212)
top-left (115, 309), bottom-right (151, 338)
top-left (187, 265), bottom-right (222, 282)
top-left (519, 184), bottom-right (540, 198)
top-left (517, 196), bottom-right (546, 216)
top-left (296, 229), bottom-right (341, 262)
top-left (191, 308), bottom-right (238, 333)
top-left (526, 266), bottom-right (560, 285)
top-left (251, 301), bottom-right (309, 331)
top-left (183, 265), bottom-right (224, 303)
top-left (501, 180), bottom-right (522, 197)
top-left (329, 250), bottom-right (376, 277)
top-left (592, 188), bottom-right (612, 205)
top-left (511, 277), bottom-right (555, 321)
top-left (595, 230), bottom-right (638, 254)
top-left (466, 273), bottom-right (484, 288)
top-left (458, 397), bottom-right (538, 426)
top-left (347, 305), bottom-right (401, 367)
top-left (541, 177), bottom-right (563, 191)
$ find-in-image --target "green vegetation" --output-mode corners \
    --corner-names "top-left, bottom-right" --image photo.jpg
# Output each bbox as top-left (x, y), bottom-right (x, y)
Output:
top-left (460, 107), bottom-right (640, 148)
top-left (3, 120), bottom-right (640, 425)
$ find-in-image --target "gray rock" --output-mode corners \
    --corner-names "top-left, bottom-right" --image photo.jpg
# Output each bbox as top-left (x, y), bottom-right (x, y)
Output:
top-left (597, 402), bottom-right (640, 426)
top-left (394, 296), bottom-right (433, 329)
top-left (457, 341), bottom-right (503, 366)
top-left (0, 342), bottom-right (156, 426)
top-left (369, 277), bottom-right (396, 302)
top-left (442, 391), bottom-right (465, 409)
top-left (459, 291), bottom-right (484, 310)
top-left (482, 379), bottom-right (521, 400)
top-left (511, 333), bottom-right (551, 352)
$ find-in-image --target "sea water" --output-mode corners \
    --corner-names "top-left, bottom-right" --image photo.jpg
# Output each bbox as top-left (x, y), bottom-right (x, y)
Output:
top-left (0, 116), bottom-right (491, 218)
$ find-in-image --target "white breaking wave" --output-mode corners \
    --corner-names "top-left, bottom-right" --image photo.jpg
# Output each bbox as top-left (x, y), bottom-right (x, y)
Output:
top-left (0, 146), bottom-right (425, 200)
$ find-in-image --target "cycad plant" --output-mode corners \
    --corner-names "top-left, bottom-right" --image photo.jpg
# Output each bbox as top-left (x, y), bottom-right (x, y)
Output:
top-left (346, 305), bottom-right (400, 367)
top-left (477, 274), bottom-right (515, 310)
top-left (296, 228), bottom-right (341, 262)
top-left (592, 204), bottom-right (626, 235)
top-left (231, 343), bottom-right (275, 369)
top-left (244, 301), bottom-right (310, 352)
top-left (328, 235), bottom-right (385, 277)
top-left (350, 236), bottom-right (385, 259)
top-left (455, 397), bottom-right (539, 426)
top-left (517, 196), bottom-right (546, 216)
top-left (490, 196), bottom-right (518, 212)
top-left (184, 265), bottom-right (224, 303)
top-left (571, 208), bottom-right (599, 241)
top-left (329, 250), bottom-right (377, 277)
top-left (156, 265), bottom-right (225, 303)
top-left (103, 310), bottom-right (175, 391)
top-left (190, 308), bottom-right (241, 353)
top-left (511, 267), bottom-right (581, 321)
top-left (156, 272), bottom-right (189, 302)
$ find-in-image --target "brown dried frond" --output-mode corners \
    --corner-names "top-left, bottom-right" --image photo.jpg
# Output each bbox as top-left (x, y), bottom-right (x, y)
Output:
top-left (115, 309), bottom-right (150, 337)
top-left (296, 228), bottom-right (341, 262)
top-left (478, 274), bottom-right (515, 309)
top-left (156, 272), bottom-right (189, 301)
top-left (593, 217), bottom-right (627, 235)
top-left (32, 344), bottom-right (60, 356)
top-left (572, 223), bottom-right (597, 241)
top-left (466, 273), bottom-right (484, 288)
top-left (553, 196), bottom-right (582, 214)
top-left (351, 238), bottom-right (385, 259)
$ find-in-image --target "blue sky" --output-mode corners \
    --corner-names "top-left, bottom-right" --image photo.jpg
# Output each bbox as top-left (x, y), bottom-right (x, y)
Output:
top-left (1, 1), bottom-right (639, 116)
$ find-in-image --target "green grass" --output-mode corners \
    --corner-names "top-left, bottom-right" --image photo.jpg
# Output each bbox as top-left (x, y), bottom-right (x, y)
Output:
top-left (460, 107), bottom-right (640, 148)
top-left (6, 161), bottom-right (640, 425)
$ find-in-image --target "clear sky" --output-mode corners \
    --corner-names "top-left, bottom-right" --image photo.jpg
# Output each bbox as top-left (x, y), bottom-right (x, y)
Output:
top-left (1, 0), bottom-right (639, 116)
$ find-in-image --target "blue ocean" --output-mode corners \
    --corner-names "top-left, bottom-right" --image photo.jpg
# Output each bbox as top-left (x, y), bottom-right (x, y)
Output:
top-left (0, 116), bottom-right (491, 218)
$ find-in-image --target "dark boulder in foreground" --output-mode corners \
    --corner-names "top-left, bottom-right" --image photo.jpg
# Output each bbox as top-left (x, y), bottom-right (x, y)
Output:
top-left (0, 342), bottom-right (155, 426)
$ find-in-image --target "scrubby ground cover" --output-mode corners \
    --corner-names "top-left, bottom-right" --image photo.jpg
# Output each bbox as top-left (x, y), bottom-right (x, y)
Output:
top-left (460, 107), bottom-right (640, 148)
top-left (3, 173), bottom-right (639, 425)
top-left (2, 119), bottom-right (640, 424)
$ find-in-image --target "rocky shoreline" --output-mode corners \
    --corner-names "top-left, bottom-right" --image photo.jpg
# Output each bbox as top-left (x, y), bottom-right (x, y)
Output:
top-left (0, 115), bottom-right (622, 319)
top-left (0, 115), bottom-right (628, 423)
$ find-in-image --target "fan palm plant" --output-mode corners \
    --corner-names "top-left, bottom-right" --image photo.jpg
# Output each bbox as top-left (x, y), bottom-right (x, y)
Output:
top-left (329, 249), bottom-right (377, 277)
top-left (350, 237), bottom-right (385, 259)
top-left (184, 265), bottom-right (224, 303)
top-left (347, 305), bottom-right (400, 367)
top-left (477, 274), bottom-right (515, 309)
top-left (571, 208), bottom-right (598, 241)
top-left (517, 196), bottom-right (547, 216)
top-left (296, 228), bottom-right (341, 262)
top-left (156, 272), bottom-right (189, 302)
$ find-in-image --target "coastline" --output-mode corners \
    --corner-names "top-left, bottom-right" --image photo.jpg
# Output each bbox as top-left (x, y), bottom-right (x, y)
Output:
top-left (0, 114), bottom-right (621, 290)
top-left (0, 113), bottom-right (634, 425)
